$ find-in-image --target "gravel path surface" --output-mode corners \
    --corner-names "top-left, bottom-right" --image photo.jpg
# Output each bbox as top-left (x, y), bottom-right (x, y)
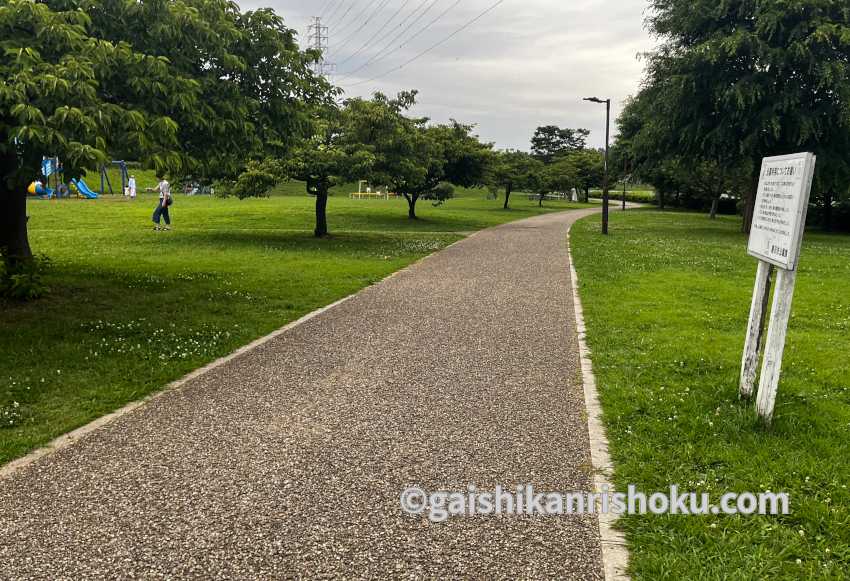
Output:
top-left (0, 209), bottom-right (603, 579)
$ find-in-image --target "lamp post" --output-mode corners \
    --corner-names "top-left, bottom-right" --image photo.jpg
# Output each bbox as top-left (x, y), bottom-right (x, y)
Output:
top-left (583, 96), bottom-right (610, 234)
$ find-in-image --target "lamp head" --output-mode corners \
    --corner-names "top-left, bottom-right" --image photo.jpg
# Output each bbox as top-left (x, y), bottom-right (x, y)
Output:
top-left (583, 97), bottom-right (605, 103)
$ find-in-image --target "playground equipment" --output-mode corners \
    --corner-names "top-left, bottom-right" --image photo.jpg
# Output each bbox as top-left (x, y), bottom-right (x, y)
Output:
top-left (71, 178), bottom-right (99, 199)
top-left (27, 156), bottom-right (64, 199)
top-left (27, 181), bottom-right (54, 198)
top-left (350, 180), bottom-right (396, 199)
top-left (99, 160), bottom-right (129, 195)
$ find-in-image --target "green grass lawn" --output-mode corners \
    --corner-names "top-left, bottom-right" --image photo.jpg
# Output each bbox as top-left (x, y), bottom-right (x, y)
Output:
top-left (571, 210), bottom-right (850, 579)
top-left (0, 191), bottom-right (590, 465)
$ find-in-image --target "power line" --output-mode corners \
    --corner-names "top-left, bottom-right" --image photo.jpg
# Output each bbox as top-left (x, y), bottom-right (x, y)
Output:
top-left (341, 0), bottom-right (505, 88)
top-left (318, 0), bottom-right (336, 19)
top-left (335, 0), bottom-right (416, 67)
top-left (325, 0), bottom-right (361, 31)
top-left (330, 0), bottom-right (381, 40)
top-left (324, 0), bottom-right (348, 27)
top-left (335, 0), bottom-right (442, 79)
top-left (382, 0), bottom-right (464, 60)
top-left (329, 0), bottom-right (395, 59)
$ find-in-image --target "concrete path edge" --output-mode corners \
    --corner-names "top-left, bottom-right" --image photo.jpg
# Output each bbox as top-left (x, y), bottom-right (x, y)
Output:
top-left (0, 233), bottom-right (476, 481)
top-left (567, 226), bottom-right (631, 581)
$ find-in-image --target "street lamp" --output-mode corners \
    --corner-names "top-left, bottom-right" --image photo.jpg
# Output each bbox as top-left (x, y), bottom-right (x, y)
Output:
top-left (583, 96), bottom-right (610, 234)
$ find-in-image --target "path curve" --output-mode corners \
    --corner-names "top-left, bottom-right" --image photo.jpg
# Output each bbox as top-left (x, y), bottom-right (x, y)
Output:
top-left (0, 208), bottom-right (604, 579)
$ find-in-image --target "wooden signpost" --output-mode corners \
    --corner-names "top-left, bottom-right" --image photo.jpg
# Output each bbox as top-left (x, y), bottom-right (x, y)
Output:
top-left (739, 152), bottom-right (817, 424)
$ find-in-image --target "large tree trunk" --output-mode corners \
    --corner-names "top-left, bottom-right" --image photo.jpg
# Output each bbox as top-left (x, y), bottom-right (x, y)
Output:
top-left (584, 186), bottom-right (589, 203)
top-left (0, 155), bottom-right (32, 267)
top-left (658, 190), bottom-right (666, 209)
top-left (404, 193), bottom-right (419, 219)
top-left (314, 186), bottom-right (329, 237)
top-left (538, 192), bottom-right (544, 207)
top-left (503, 182), bottom-right (512, 209)
top-left (709, 196), bottom-right (719, 219)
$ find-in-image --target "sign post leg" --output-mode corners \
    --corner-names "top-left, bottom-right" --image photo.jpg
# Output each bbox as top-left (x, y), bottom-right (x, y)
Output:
top-left (755, 268), bottom-right (798, 424)
top-left (739, 260), bottom-right (774, 398)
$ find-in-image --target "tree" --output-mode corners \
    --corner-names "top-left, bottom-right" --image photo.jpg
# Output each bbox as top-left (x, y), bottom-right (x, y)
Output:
top-left (0, 0), bottom-right (191, 266)
top-left (67, 0), bottom-right (330, 178)
top-left (491, 150), bottom-right (541, 209)
top-left (286, 106), bottom-right (373, 237)
top-left (346, 91), bottom-right (491, 220)
top-left (429, 120), bottom-right (493, 191)
top-left (2, 0), bottom-right (331, 269)
top-left (686, 160), bottom-right (751, 219)
top-left (641, 0), bottom-right (850, 232)
top-left (564, 149), bottom-right (604, 202)
top-left (530, 125), bottom-right (589, 164)
top-left (535, 158), bottom-right (578, 206)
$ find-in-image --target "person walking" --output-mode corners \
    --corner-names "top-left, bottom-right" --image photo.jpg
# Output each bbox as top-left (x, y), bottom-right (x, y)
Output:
top-left (128, 175), bottom-right (137, 200)
top-left (151, 176), bottom-right (172, 231)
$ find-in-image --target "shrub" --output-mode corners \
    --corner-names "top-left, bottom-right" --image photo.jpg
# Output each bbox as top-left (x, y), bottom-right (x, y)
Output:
top-left (0, 254), bottom-right (51, 301)
top-left (229, 159), bottom-right (285, 199)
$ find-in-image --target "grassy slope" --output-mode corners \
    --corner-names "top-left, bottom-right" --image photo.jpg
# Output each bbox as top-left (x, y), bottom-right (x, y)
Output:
top-left (571, 210), bottom-right (849, 579)
top-left (0, 191), bottom-right (589, 464)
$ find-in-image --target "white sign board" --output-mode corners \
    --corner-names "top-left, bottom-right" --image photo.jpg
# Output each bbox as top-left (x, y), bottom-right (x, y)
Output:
top-left (747, 152), bottom-right (816, 270)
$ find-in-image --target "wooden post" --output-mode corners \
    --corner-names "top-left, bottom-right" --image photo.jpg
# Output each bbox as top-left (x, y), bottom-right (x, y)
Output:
top-left (755, 268), bottom-right (798, 424)
top-left (739, 260), bottom-right (774, 399)
top-left (739, 152), bottom-right (815, 424)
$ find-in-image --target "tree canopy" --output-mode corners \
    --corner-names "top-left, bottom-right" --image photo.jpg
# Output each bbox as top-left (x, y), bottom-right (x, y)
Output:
top-left (345, 91), bottom-right (492, 220)
top-left (530, 125), bottom-right (589, 164)
top-left (0, 0), bottom-right (191, 262)
top-left (1, 0), bottom-right (331, 265)
top-left (621, 0), bottom-right (850, 230)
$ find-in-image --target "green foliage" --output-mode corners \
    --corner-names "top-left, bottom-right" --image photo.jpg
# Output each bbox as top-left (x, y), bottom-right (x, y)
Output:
top-left (422, 181), bottom-right (454, 206)
top-left (530, 125), bottom-right (589, 164)
top-left (563, 149), bottom-right (604, 198)
top-left (619, 0), bottom-right (850, 229)
top-left (0, 254), bottom-right (51, 300)
top-left (538, 157), bottom-right (578, 195)
top-left (64, 0), bottom-right (331, 178)
top-left (429, 121), bottom-right (493, 188)
top-left (228, 159), bottom-right (285, 199)
top-left (286, 106), bottom-right (374, 196)
top-left (1, 0), bottom-right (332, 263)
top-left (344, 91), bottom-right (493, 219)
top-left (491, 150), bottom-right (541, 191)
top-left (0, 0), bottom-right (186, 188)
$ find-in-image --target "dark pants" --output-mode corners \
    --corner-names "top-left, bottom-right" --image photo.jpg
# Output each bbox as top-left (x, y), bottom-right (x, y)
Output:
top-left (152, 201), bottom-right (170, 225)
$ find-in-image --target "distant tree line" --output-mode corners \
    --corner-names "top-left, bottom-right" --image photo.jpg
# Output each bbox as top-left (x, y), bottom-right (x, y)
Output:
top-left (0, 0), bottom-right (606, 271)
top-left (612, 0), bottom-right (850, 231)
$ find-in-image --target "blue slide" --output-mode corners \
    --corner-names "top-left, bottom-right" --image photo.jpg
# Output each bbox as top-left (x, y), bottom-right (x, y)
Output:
top-left (72, 178), bottom-right (98, 199)
top-left (34, 184), bottom-right (55, 198)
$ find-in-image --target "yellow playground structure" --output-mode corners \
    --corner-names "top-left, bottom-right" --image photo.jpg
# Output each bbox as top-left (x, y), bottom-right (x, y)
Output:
top-left (350, 180), bottom-right (397, 200)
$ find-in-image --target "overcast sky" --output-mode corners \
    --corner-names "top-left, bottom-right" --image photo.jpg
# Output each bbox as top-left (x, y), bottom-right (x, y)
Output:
top-left (243, 0), bottom-right (657, 151)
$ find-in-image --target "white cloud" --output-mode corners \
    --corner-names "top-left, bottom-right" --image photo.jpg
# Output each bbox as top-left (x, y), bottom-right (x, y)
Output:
top-left (243, 0), bottom-right (657, 150)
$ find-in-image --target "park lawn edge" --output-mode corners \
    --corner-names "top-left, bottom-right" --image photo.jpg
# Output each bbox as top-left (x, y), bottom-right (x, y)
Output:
top-left (569, 209), bottom-right (850, 579)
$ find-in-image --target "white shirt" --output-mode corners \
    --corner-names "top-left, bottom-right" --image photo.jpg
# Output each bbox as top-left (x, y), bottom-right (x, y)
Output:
top-left (157, 180), bottom-right (170, 199)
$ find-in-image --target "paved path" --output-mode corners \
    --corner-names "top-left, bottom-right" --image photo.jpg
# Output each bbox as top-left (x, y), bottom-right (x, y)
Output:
top-left (0, 209), bottom-right (603, 579)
